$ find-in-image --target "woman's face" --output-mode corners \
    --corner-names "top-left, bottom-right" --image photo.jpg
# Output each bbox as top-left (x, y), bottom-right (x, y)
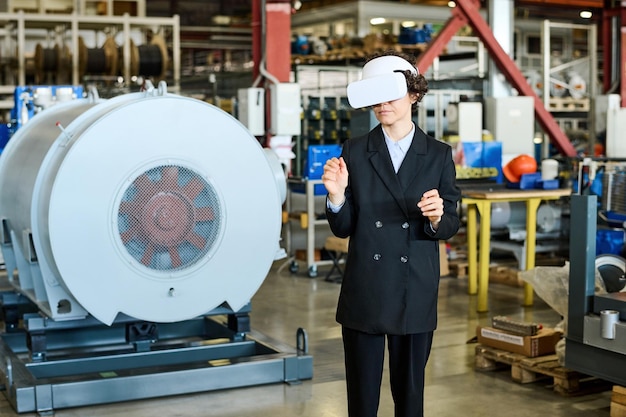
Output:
top-left (372, 92), bottom-right (417, 127)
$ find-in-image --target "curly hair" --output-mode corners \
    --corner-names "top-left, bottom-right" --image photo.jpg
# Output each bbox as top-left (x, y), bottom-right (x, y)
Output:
top-left (365, 50), bottom-right (429, 111)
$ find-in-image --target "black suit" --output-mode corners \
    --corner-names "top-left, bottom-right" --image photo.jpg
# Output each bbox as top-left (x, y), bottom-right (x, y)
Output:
top-left (326, 123), bottom-right (461, 417)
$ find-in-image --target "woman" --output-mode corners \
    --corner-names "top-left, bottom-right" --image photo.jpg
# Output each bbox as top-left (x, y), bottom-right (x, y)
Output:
top-left (322, 50), bottom-right (461, 417)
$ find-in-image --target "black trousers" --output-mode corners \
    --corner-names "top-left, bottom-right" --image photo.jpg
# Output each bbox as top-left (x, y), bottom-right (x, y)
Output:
top-left (342, 326), bottom-right (434, 417)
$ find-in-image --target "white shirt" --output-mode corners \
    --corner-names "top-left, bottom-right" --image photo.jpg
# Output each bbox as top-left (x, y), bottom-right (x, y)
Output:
top-left (384, 124), bottom-right (415, 174)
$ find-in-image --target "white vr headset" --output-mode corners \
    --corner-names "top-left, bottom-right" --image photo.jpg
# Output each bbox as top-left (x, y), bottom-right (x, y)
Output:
top-left (347, 55), bottom-right (419, 109)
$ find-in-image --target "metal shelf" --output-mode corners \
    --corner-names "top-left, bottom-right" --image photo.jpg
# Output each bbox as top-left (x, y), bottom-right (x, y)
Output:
top-left (0, 11), bottom-right (180, 89)
top-left (284, 177), bottom-right (334, 278)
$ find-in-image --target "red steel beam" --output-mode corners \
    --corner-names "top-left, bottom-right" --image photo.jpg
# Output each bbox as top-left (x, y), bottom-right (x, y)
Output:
top-left (415, 9), bottom-right (468, 73)
top-left (417, 0), bottom-right (577, 157)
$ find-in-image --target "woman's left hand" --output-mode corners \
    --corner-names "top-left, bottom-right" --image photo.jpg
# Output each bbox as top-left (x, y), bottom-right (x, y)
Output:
top-left (417, 189), bottom-right (443, 229)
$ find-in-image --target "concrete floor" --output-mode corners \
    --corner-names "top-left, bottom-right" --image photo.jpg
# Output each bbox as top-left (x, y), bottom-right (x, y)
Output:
top-left (0, 258), bottom-right (614, 417)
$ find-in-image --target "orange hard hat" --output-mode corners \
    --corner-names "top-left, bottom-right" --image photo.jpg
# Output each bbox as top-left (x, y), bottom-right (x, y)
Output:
top-left (503, 154), bottom-right (537, 183)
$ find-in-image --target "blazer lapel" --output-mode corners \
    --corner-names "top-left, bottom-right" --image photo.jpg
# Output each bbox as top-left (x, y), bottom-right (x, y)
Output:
top-left (367, 126), bottom-right (409, 216)
top-left (397, 129), bottom-right (427, 190)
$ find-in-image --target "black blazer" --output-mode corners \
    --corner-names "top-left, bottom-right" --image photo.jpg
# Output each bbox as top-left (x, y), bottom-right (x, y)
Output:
top-left (326, 124), bottom-right (461, 335)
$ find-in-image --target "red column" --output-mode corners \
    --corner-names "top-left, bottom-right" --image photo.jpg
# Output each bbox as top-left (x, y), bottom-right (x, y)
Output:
top-left (252, 0), bottom-right (262, 81)
top-left (265, 1), bottom-right (292, 83)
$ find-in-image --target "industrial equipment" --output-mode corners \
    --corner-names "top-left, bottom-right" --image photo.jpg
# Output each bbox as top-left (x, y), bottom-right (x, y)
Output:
top-left (0, 82), bottom-right (312, 414)
top-left (489, 200), bottom-right (566, 271)
top-left (566, 195), bottom-right (626, 385)
top-left (446, 101), bottom-right (482, 142)
top-left (8, 85), bottom-right (84, 136)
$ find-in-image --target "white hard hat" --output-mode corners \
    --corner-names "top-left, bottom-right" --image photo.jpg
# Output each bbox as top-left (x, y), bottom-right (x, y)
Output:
top-left (347, 55), bottom-right (419, 109)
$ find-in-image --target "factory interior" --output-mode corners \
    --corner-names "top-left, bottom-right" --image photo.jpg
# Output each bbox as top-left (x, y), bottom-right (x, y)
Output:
top-left (0, 0), bottom-right (625, 416)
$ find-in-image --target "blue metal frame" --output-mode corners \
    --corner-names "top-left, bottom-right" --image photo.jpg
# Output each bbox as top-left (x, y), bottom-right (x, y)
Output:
top-left (0, 295), bottom-right (313, 414)
top-left (8, 85), bottom-right (84, 137)
top-left (565, 194), bottom-right (626, 385)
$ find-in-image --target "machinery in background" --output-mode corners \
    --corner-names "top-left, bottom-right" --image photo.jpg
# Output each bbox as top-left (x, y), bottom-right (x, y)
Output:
top-left (600, 164), bottom-right (626, 227)
top-left (0, 11), bottom-right (180, 108)
top-left (8, 85), bottom-right (84, 137)
top-left (575, 158), bottom-right (626, 256)
top-left (0, 82), bottom-right (312, 414)
top-left (566, 195), bottom-right (626, 386)
top-left (489, 200), bottom-right (568, 269)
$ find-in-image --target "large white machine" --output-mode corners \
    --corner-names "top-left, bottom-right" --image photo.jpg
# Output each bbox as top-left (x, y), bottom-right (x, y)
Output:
top-left (0, 83), bottom-right (311, 414)
top-left (0, 82), bottom-right (285, 325)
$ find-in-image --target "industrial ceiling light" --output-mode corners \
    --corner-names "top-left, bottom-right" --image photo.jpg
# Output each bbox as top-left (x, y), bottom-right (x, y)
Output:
top-left (370, 17), bottom-right (386, 25)
top-left (448, 1), bottom-right (456, 7)
top-left (292, 0), bottom-right (302, 11)
top-left (402, 20), bottom-right (416, 28)
top-left (579, 10), bottom-right (592, 19)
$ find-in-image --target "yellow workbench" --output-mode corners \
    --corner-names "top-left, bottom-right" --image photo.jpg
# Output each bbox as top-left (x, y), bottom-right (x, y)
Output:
top-left (462, 188), bottom-right (572, 312)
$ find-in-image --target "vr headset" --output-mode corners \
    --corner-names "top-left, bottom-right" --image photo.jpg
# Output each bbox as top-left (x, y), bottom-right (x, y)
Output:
top-left (347, 55), bottom-right (419, 109)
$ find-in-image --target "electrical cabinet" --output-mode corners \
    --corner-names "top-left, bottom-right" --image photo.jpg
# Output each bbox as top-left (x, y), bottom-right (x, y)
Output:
top-left (485, 96), bottom-right (535, 156)
top-left (237, 87), bottom-right (264, 136)
top-left (270, 83), bottom-right (302, 136)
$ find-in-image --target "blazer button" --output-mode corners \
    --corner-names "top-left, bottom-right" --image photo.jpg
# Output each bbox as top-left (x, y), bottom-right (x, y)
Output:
top-left (402, 222), bottom-right (409, 229)
top-left (375, 221), bottom-right (383, 228)
top-left (373, 254), bottom-right (382, 261)
top-left (400, 256), bottom-right (408, 263)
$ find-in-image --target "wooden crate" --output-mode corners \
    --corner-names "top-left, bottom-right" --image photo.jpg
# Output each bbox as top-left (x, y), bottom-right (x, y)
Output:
top-left (612, 386), bottom-right (626, 417)
top-left (475, 344), bottom-right (612, 396)
top-left (448, 260), bottom-right (468, 278)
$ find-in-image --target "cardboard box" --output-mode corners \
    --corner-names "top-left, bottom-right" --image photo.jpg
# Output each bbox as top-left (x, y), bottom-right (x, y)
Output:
top-left (295, 249), bottom-right (322, 262)
top-left (476, 326), bottom-right (562, 357)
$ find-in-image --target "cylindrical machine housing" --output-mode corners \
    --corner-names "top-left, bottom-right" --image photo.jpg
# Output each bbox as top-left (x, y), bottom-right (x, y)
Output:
top-left (0, 84), bottom-right (285, 325)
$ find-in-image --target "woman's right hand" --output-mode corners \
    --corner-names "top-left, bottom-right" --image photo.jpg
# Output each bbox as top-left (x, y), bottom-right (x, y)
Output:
top-left (322, 156), bottom-right (349, 205)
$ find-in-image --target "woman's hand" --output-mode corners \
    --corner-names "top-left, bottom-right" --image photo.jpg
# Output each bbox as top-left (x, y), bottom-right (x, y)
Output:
top-left (322, 157), bottom-right (349, 205)
top-left (417, 189), bottom-right (443, 229)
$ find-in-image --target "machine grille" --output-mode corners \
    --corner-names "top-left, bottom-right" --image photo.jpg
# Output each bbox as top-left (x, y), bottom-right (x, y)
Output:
top-left (602, 167), bottom-right (626, 215)
top-left (117, 165), bottom-right (220, 271)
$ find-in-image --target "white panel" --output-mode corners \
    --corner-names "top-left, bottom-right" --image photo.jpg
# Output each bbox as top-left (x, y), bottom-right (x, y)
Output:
top-left (485, 96), bottom-right (534, 156)
top-left (237, 88), bottom-right (265, 136)
top-left (447, 102), bottom-right (482, 142)
top-left (595, 94), bottom-right (620, 135)
top-left (270, 83), bottom-right (302, 136)
top-left (607, 106), bottom-right (626, 158)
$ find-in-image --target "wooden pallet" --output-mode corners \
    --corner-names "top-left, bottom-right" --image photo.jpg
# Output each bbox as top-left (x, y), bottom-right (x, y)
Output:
top-left (447, 260), bottom-right (519, 283)
top-left (475, 344), bottom-right (612, 396)
top-left (549, 97), bottom-right (590, 111)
